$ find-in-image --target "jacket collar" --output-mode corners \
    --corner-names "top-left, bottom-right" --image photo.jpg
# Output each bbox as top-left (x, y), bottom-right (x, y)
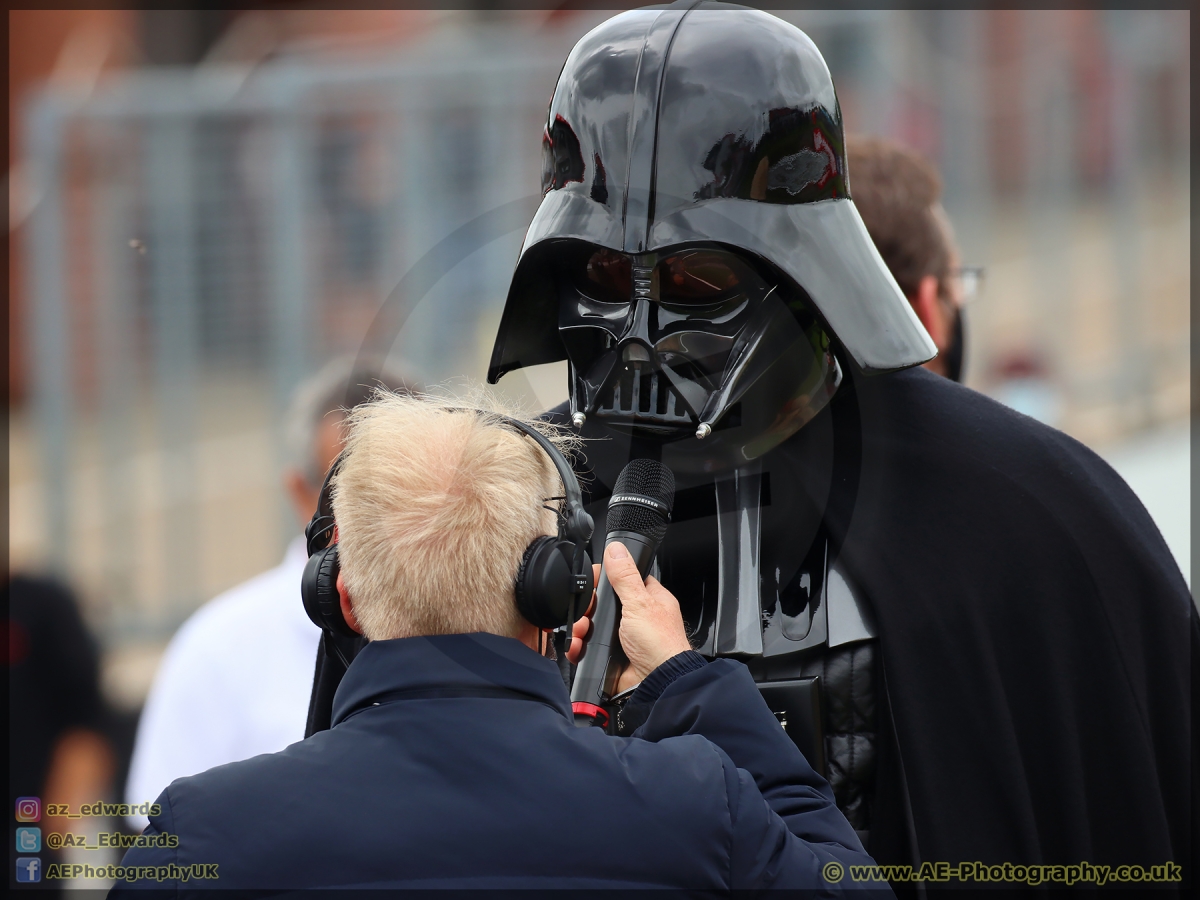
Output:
top-left (330, 632), bottom-right (572, 727)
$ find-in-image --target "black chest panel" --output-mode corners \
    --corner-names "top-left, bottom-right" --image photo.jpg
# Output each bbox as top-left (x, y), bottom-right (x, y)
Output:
top-left (747, 639), bottom-right (878, 837)
top-left (576, 393), bottom-right (880, 838)
top-left (818, 641), bottom-right (878, 832)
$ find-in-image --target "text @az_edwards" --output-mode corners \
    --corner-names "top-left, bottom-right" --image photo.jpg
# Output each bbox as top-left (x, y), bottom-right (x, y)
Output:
top-left (821, 860), bottom-right (1182, 887)
top-left (44, 863), bottom-right (219, 883)
top-left (46, 831), bottom-right (178, 851)
top-left (45, 802), bottom-right (160, 819)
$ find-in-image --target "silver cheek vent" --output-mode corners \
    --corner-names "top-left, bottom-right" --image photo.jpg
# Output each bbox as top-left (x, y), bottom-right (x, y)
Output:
top-left (596, 368), bottom-right (694, 426)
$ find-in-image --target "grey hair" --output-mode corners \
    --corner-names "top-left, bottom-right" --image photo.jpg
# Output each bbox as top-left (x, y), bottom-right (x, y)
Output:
top-left (332, 386), bottom-right (571, 640)
top-left (282, 353), bottom-right (419, 487)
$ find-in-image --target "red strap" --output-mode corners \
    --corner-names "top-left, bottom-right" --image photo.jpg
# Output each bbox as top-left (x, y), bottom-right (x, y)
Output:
top-left (572, 701), bottom-right (609, 728)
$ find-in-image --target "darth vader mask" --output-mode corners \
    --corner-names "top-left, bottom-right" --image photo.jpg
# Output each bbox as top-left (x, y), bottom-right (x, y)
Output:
top-left (552, 240), bottom-right (840, 471)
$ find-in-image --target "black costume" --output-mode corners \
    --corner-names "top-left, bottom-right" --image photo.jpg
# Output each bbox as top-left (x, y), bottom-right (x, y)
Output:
top-left (483, 1), bottom-right (1196, 887)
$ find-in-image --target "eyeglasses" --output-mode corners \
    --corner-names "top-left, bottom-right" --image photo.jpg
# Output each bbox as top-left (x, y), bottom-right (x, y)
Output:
top-left (946, 266), bottom-right (985, 304)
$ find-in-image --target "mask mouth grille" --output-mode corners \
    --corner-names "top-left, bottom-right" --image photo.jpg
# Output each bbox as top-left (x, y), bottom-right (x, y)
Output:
top-left (596, 367), bottom-right (694, 427)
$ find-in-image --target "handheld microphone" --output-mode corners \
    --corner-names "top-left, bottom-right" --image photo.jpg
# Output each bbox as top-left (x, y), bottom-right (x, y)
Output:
top-left (571, 458), bottom-right (675, 727)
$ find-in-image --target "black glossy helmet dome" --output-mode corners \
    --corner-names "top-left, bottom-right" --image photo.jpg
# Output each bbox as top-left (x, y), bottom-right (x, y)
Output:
top-left (488, 2), bottom-right (934, 472)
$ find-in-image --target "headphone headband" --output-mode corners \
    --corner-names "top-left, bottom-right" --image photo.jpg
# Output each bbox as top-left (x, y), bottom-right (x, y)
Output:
top-left (305, 448), bottom-right (346, 557)
top-left (487, 415), bottom-right (591, 545)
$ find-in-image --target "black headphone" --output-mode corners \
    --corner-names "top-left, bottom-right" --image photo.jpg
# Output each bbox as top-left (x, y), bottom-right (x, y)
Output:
top-left (300, 411), bottom-right (595, 640)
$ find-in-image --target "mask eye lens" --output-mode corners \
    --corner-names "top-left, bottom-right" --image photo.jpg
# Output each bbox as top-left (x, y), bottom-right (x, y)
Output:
top-left (583, 249), bottom-right (631, 304)
top-left (658, 250), bottom-right (751, 306)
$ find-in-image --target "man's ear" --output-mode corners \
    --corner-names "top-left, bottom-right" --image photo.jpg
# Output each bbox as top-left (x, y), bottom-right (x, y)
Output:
top-left (336, 569), bottom-right (363, 635)
top-left (911, 274), bottom-right (947, 349)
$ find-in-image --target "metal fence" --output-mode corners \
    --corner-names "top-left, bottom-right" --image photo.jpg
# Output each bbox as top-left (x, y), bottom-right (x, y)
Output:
top-left (16, 10), bottom-right (1189, 645)
top-left (21, 45), bottom-right (566, 639)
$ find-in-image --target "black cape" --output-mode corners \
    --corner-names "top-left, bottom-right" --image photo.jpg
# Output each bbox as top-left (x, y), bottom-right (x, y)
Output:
top-left (813, 366), bottom-right (1195, 879)
top-left (555, 364), bottom-right (1194, 880)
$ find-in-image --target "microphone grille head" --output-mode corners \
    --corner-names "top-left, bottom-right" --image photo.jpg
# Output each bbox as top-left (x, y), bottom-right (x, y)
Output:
top-left (607, 458), bottom-right (675, 539)
top-left (613, 458), bottom-right (675, 506)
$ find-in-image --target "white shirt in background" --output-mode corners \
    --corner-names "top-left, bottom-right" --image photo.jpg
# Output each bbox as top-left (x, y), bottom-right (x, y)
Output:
top-left (125, 537), bottom-right (320, 830)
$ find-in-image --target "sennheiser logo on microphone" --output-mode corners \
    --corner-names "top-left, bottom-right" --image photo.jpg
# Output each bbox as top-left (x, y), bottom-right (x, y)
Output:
top-left (608, 494), bottom-right (670, 517)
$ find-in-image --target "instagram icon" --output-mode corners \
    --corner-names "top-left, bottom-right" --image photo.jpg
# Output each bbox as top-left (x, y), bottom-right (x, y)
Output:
top-left (15, 797), bottom-right (40, 822)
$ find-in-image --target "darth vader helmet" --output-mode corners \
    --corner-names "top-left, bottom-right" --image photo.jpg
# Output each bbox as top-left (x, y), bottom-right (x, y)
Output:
top-left (488, 1), bottom-right (934, 474)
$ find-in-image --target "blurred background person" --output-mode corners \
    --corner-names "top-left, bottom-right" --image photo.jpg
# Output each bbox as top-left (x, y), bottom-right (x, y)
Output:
top-left (8, 574), bottom-right (118, 893)
top-left (847, 135), bottom-right (973, 383)
top-left (842, 129), bottom-right (1187, 582)
top-left (124, 355), bottom-right (415, 830)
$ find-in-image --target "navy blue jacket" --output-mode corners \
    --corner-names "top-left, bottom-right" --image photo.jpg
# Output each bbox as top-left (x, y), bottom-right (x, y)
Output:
top-left (112, 633), bottom-right (884, 892)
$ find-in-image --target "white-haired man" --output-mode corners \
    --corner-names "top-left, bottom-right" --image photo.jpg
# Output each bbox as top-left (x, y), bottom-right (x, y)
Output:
top-left (113, 393), bottom-right (883, 892)
top-left (124, 355), bottom-right (415, 830)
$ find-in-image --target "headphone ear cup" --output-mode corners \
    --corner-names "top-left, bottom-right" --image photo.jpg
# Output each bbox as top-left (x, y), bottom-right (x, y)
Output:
top-left (514, 536), bottom-right (557, 629)
top-left (516, 537), bottom-right (588, 630)
top-left (301, 545), bottom-right (358, 638)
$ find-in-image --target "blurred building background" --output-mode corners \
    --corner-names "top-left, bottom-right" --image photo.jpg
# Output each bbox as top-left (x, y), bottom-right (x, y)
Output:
top-left (8, 8), bottom-right (1191, 714)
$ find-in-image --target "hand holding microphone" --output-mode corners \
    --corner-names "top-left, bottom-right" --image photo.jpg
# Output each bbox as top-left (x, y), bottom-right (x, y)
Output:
top-left (567, 543), bottom-right (692, 695)
top-left (569, 458), bottom-right (678, 718)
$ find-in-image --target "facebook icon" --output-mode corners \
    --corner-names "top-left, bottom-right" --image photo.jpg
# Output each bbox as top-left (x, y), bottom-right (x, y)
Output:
top-left (16, 856), bottom-right (41, 883)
